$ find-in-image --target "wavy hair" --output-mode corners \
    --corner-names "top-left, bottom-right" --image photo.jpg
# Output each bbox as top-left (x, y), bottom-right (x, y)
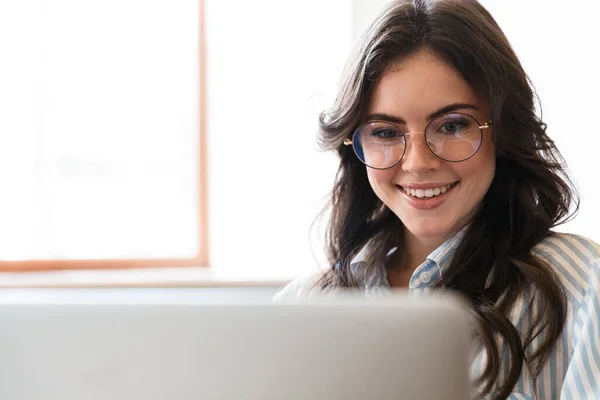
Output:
top-left (315, 0), bottom-right (578, 398)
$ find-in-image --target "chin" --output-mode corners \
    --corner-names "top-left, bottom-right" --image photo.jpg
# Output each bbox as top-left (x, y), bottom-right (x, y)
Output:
top-left (401, 216), bottom-right (458, 240)
top-left (406, 226), bottom-right (449, 239)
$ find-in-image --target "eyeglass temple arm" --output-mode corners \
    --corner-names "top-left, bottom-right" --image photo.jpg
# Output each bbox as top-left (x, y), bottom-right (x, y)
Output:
top-left (343, 121), bottom-right (492, 146)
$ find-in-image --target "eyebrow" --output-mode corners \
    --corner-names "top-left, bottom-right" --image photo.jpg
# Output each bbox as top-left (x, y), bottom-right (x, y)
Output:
top-left (364, 102), bottom-right (479, 125)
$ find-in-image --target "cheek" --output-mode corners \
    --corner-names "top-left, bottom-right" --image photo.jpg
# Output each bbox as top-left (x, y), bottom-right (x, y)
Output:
top-left (479, 137), bottom-right (496, 180)
top-left (453, 149), bottom-right (496, 193)
top-left (366, 168), bottom-right (396, 195)
top-left (479, 133), bottom-right (496, 177)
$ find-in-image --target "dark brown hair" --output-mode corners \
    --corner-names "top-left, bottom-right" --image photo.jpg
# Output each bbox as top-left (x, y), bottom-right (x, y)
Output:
top-left (316, 0), bottom-right (577, 398)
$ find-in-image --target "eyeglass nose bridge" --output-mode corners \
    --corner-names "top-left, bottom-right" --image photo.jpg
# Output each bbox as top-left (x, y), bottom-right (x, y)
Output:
top-left (403, 132), bottom-right (435, 151)
top-left (404, 131), bottom-right (426, 140)
top-left (400, 132), bottom-right (443, 161)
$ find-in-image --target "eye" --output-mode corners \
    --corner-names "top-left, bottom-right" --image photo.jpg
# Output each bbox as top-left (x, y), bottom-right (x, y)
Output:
top-left (442, 121), bottom-right (464, 133)
top-left (430, 116), bottom-right (472, 136)
top-left (370, 128), bottom-right (402, 140)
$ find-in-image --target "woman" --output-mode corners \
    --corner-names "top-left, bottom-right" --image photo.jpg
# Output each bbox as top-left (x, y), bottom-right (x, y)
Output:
top-left (275, 0), bottom-right (600, 399)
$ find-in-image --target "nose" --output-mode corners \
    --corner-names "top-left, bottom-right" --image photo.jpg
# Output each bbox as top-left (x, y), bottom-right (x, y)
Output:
top-left (400, 133), bottom-right (440, 174)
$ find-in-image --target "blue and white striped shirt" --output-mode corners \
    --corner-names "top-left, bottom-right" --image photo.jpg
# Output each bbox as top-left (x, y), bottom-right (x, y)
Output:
top-left (275, 231), bottom-right (600, 399)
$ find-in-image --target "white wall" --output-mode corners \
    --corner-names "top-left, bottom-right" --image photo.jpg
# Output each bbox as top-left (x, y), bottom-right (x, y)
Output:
top-left (479, 0), bottom-right (600, 242)
top-left (206, 0), bottom-right (600, 281)
top-left (205, 0), bottom-right (351, 280)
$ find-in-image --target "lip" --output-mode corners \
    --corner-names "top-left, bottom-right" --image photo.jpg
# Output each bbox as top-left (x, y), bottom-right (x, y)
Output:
top-left (397, 182), bottom-right (457, 190)
top-left (397, 181), bottom-right (459, 210)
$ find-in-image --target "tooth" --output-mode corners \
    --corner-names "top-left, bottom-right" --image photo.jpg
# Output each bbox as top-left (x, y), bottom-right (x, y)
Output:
top-left (434, 188), bottom-right (441, 196)
top-left (440, 186), bottom-right (447, 194)
top-left (416, 189), bottom-right (425, 198)
top-left (424, 189), bottom-right (434, 197)
top-left (410, 188), bottom-right (416, 196)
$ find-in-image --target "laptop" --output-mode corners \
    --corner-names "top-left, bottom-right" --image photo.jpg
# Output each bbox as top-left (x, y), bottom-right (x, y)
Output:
top-left (0, 290), bottom-right (472, 400)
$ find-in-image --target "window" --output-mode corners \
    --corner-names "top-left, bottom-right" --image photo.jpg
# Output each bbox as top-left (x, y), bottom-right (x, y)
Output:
top-left (0, 0), bottom-right (207, 271)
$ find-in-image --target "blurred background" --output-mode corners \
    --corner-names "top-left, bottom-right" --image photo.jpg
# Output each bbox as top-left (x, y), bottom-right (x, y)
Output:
top-left (0, 0), bottom-right (598, 290)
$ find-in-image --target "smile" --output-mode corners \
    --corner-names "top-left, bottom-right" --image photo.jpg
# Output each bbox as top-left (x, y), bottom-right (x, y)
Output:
top-left (399, 182), bottom-right (459, 199)
top-left (396, 181), bottom-right (460, 210)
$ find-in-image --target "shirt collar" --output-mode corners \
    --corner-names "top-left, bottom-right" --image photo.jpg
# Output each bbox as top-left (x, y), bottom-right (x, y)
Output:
top-left (348, 226), bottom-right (468, 291)
top-left (425, 226), bottom-right (467, 270)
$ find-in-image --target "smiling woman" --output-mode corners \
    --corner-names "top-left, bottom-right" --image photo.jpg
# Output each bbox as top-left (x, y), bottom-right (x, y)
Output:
top-left (275, 0), bottom-right (600, 399)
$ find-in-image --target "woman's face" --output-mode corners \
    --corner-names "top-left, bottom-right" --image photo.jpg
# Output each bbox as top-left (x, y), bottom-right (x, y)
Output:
top-left (364, 50), bottom-right (496, 242)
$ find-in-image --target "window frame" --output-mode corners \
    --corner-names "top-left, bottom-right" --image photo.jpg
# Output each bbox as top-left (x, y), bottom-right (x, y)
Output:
top-left (0, 0), bottom-right (209, 272)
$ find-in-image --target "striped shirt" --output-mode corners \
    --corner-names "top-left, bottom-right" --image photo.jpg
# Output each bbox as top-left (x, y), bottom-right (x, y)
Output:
top-left (275, 231), bottom-right (600, 399)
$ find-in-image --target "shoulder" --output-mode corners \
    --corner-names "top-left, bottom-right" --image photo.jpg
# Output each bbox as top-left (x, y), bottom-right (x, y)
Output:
top-left (531, 232), bottom-right (600, 305)
top-left (533, 231), bottom-right (600, 261)
top-left (272, 272), bottom-right (326, 302)
top-left (549, 236), bottom-right (600, 397)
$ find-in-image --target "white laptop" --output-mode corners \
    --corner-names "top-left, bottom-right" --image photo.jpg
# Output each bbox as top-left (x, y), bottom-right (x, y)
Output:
top-left (0, 290), bottom-right (472, 400)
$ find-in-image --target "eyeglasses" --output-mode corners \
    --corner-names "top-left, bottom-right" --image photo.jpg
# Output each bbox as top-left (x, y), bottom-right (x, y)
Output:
top-left (343, 112), bottom-right (492, 170)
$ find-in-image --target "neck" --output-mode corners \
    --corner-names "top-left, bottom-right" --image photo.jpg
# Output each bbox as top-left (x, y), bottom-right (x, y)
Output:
top-left (386, 230), bottom-right (450, 288)
top-left (387, 226), bottom-right (466, 288)
top-left (401, 229), bottom-right (451, 271)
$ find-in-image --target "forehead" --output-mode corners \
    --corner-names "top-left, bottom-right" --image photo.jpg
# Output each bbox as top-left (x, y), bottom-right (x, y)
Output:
top-left (367, 51), bottom-right (486, 120)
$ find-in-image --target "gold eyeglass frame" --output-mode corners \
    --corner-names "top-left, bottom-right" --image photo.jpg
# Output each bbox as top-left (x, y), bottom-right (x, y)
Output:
top-left (343, 113), bottom-right (492, 169)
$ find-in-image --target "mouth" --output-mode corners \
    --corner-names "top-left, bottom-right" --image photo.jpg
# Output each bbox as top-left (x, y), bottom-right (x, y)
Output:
top-left (397, 181), bottom-right (460, 199)
top-left (395, 181), bottom-right (460, 210)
